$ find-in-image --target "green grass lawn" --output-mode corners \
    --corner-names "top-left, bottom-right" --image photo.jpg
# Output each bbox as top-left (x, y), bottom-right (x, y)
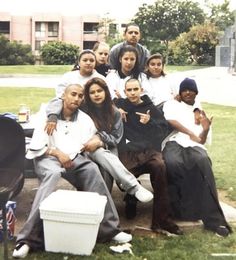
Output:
top-left (1, 227), bottom-right (236, 259)
top-left (0, 64), bottom-right (207, 75)
top-left (0, 65), bottom-right (73, 75)
top-left (0, 85), bottom-right (235, 259)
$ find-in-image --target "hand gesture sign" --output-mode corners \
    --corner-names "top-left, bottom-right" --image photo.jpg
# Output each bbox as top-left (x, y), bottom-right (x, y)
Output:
top-left (136, 110), bottom-right (151, 124)
top-left (199, 110), bottom-right (213, 131)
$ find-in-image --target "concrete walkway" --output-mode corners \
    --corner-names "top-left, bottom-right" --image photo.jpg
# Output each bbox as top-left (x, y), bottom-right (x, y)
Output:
top-left (0, 66), bottom-right (236, 106)
top-left (172, 66), bottom-right (236, 107)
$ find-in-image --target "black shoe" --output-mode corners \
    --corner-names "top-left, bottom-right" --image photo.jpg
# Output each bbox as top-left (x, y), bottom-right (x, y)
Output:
top-left (152, 220), bottom-right (183, 236)
top-left (124, 194), bottom-right (138, 219)
top-left (215, 226), bottom-right (231, 237)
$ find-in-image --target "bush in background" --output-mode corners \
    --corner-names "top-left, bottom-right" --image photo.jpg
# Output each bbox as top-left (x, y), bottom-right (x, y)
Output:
top-left (40, 41), bottom-right (79, 65)
top-left (0, 35), bottom-right (34, 65)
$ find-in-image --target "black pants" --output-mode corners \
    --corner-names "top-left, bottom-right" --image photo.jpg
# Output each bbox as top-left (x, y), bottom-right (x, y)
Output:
top-left (163, 141), bottom-right (230, 230)
top-left (119, 149), bottom-right (171, 228)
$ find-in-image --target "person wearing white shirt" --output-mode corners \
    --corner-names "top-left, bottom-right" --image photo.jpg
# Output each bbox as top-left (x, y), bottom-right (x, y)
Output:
top-left (106, 45), bottom-right (148, 100)
top-left (162, 78), bottom-right (232, 237)
top-left (13, 84), bottom-right (132, 259)
top-left (56, 49), bottom-right (105, 98)
top-left (141, 53), bottom-right (178, 108)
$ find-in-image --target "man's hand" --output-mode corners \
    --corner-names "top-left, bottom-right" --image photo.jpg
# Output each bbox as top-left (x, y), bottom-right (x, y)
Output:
top-left (118, 108), bottom-right (128, 122)
top-left (48, 148), bottom-right (73, 168)
top-left (136, 110), bottom-right (150, 124)
top-left (45, 121), bottom-right (57, 135)
top-left (82, 135), bottom-right (103, 152)
top-left (114, 89), bottom-right (122, 98)
top-left (199, 110), bottom-right (213, 131)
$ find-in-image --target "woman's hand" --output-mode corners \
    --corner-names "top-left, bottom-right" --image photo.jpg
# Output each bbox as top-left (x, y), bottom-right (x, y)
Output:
top-left (82, 135), bottom-right (103, 152)
top-left (44, 121), bottom-right (57, 135)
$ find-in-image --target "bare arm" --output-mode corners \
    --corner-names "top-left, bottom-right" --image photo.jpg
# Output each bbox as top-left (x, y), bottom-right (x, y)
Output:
top-left (167, 119), bottom-right (201, 143)
top-left (198, 110), bottom-right (213, 144)
top-left (46, 148), bottom-right (73, 169)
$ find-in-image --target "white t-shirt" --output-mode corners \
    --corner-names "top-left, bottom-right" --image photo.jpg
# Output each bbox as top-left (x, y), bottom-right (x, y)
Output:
top-left (56, 70), bottom-right (106, 97)
top-left (141, 74), bottom-right (177, 106)
top-left (26, 107), bottom-right (97, 160)
top-left (105, 71), bottom-right (148, 99)
top-left (163, 99), bottom-right (211, 150)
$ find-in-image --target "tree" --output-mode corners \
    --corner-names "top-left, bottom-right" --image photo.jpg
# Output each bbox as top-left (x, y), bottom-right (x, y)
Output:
top-left (0, 35), bottom-right (34, 65)
top-left (168, 34), bottom-right (191, 65)
top-left (207, 0), bottom-right (235, 31)
top-left (169, 22), bottom-right (220, 65)
top-left (133, 0), bottom-right (206, 62)
top-left (97, 16), bottom-right (122, 48)
top-left (40, 41), bottom-right (79, 65)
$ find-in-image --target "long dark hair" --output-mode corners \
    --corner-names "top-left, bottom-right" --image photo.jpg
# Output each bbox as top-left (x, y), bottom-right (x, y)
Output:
top-left (84, 77), bottom-right (115, 133)
top-left (116, 45), bottom-right (140, 79)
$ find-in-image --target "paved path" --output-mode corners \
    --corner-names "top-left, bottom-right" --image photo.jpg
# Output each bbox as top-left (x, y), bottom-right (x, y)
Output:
top-left (0, 66), bottom-right (236, 107)
top-left (173, 67), bottom-right (236, 107)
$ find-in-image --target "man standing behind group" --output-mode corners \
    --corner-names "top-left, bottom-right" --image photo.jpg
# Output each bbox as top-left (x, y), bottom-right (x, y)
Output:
top-left (109, 23), bottom-right (150, 72)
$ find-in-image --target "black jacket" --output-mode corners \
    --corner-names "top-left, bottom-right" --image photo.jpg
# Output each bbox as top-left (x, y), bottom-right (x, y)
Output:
top-left (115, 95), bottom-right (169, 152)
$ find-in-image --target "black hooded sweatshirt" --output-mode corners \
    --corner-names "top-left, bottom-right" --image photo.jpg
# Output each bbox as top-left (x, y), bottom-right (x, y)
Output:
top-left (115, 95), bottom-right (169, 153)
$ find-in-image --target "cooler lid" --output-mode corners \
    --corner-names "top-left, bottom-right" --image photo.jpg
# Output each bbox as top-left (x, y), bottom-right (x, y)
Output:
top-left (39, 190), bottom-right (107, 216)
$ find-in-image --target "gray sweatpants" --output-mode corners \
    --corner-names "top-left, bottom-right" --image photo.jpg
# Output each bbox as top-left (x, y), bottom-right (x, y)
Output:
top-left (89, 147), bottom-right (139, 193)
top-left (16, 153), bottom-right (120, 249)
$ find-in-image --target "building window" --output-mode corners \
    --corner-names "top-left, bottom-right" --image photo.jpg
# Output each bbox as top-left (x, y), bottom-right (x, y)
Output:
top-left (83, 41), bottom-right (96, 49)
top-left (35, 40), bottom-right (45, 50)
top-left (35, 22), bottom-right (46, 37)
top-left (0, 21), bottom-right (10, 34)
top-left (48, 22), bottom-right (59, 37)
top-left (83, 23), bottom-right (98, 34)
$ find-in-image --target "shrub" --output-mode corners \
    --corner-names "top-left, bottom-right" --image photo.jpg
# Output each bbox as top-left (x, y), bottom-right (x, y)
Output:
top-left (0, 35), bottom-right (34, 65)
top-left (40, 41), bottom-right (80, 65)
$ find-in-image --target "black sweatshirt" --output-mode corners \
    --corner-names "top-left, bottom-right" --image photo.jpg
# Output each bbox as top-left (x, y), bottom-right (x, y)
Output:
top-left (115, 95), bottom-right (169, 152)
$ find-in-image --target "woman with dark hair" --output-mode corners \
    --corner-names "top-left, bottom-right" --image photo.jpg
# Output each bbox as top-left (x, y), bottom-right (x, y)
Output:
top-left (82, 77), bottom-right (153, 201)
top-left (142, 53), bottom-right (177, 108)
top-left (106, 45), bottom-right (148, 100)
top-left (46, 49), bottom-right (106, 122)
top-left (56, 49), bottom-right (105, 98)
top-left (109, 23), bottom-right (150, 71)
top-left (45, 77), bottom-right (153, 203)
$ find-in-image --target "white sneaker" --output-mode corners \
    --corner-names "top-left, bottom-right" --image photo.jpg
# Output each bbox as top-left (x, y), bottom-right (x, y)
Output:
top-left (13, 243), bottom-right (30, 258)
top-left (112, 232), bottom-right (132, 243)
top-left (134, 185), bottom-right (153, 203)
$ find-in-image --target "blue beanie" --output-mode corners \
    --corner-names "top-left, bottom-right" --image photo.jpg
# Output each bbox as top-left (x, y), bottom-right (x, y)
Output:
top-left (179, 78), bottom-right (198, 94)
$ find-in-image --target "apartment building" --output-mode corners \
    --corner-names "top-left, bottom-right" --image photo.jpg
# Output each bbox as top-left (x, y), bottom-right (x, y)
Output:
top-left (0, 12), bottom-right (108, 62)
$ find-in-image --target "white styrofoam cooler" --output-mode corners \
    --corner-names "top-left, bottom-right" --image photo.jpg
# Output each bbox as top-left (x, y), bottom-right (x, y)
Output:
top-left (39, 189), bottom-right (107, 255)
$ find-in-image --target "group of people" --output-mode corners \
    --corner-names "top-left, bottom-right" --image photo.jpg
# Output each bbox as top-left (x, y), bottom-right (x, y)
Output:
top-left (13, 23), bottom-right (232, 259)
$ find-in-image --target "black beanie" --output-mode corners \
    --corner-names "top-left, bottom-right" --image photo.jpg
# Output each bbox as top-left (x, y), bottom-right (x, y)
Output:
top-left (179, 78), bottom-right (198, 94)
